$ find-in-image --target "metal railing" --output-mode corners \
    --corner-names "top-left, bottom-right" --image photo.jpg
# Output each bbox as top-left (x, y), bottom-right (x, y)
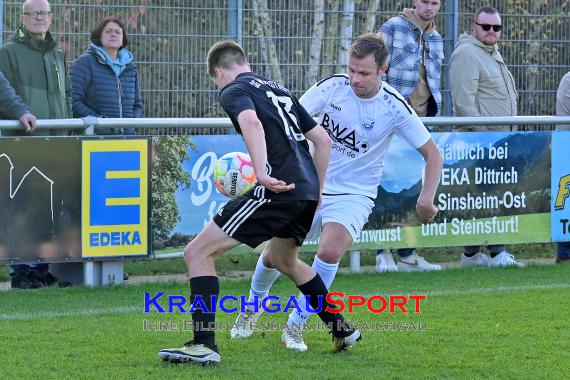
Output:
top-left (2, 116), bottom-right (570, 134)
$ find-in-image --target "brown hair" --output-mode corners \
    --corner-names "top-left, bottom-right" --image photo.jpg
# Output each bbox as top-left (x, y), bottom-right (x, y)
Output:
top-left (90, 16), bottom-right (128, 49)
top-left (206, 40), bottom-right (247, 78)
top-left (349, 33), bottom-right (388, 68)
top-left (475, 6), bottom-right (499, 21)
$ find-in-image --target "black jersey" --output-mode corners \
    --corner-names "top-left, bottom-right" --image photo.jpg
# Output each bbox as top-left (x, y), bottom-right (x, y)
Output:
top-left (218, 72), bottom-right (320, 201)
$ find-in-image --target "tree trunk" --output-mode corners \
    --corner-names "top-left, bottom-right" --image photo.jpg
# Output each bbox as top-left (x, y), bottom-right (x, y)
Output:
top-left (252, 0), bottom-right (268, 74)
top-left (337, 0), bottom-right (354, 73)
top-left (323, 0), bottom-right (340, 77)
top-left (306, 0), bottom-right (325, 86)
top-left (252, 0), bottom-right (283, 83)
top-left (363, 0), bottom-right (380, 32)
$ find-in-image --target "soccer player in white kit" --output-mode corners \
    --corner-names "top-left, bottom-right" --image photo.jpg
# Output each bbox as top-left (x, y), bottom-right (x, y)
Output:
top-left (231, 33), bottom-right (443, 351)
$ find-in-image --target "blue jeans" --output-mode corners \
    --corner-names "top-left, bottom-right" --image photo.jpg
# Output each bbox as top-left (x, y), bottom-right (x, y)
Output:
top-left (464, 245), bottom-right (506, 256)
top-left (557, 242), bottom-right (570, 259)
top-left (396, 248), bottom-right (415, 258)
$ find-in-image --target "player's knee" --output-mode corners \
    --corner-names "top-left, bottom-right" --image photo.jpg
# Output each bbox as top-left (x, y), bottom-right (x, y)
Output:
top-left (316, 245), bottom-right (343, 264)
top-left (183, 245), bottom-right (196, 261)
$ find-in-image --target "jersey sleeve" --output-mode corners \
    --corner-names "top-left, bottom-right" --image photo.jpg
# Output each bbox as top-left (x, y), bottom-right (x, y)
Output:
top-left (382, 85), bottom-right (430, 148)
top-left (299, 82), bottom-right (326, 117)
top-left (293, 95), bottom-right (318, 133)
top-left (394, 108), bottom-right (431, 149)
top-left (218, 83), bottom-right (255, 119)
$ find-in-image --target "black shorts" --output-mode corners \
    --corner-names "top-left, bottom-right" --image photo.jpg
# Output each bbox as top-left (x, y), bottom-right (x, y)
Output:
top-left (213, 196), bottom-right (318, 248)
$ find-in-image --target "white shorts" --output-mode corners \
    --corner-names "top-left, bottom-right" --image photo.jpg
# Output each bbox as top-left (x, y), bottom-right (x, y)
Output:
top-left (306, 194), bottom-right (375, 242)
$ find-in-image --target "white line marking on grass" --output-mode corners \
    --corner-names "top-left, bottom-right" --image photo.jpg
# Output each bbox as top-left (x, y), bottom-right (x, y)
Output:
top-left (2, 284), bottom-right (569, 321)
top-left (0, 306), bottom-right (140, 320)
top-left (362, 283), bottom-right (570, 299)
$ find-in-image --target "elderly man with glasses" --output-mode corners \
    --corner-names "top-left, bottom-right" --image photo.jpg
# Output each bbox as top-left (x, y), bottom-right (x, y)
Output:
top-left (0, 0), bottom-right (72, 130)
top-left (0, 0), bottom-right (72, 289)
top-left (449, 6), bottom-right (523, 268)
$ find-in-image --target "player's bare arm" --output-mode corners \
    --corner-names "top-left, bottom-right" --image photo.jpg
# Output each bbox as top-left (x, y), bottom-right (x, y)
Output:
top-left (304, 124), bottom-right (331, 194)
top-left (416, 138), bottom-right (443, 221)
top-left (238, 109), bottom-right (295, 193)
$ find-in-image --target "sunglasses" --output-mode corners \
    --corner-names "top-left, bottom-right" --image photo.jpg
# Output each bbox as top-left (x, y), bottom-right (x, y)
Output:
top-left (475, 23), bottom-right (502, 32)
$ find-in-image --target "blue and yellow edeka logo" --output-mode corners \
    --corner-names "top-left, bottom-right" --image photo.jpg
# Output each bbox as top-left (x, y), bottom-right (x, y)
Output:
top-left (82, 140), bottom-right (149, 257)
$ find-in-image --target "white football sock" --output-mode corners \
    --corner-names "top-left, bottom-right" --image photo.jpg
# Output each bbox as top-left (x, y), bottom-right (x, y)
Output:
top-left (247, 251), bottom-right (280, 309)
top-left (288, 255), bottom-right (339, 326)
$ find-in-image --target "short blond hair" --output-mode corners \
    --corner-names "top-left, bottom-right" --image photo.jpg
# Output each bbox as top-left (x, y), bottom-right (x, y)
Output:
top-left (206, 40), bottom-right (247, 78)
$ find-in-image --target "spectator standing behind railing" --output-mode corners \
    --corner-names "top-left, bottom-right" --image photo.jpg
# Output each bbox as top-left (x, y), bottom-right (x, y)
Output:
top-left (0, 0), bottom-right (72, 132)
top-left (375, 0), bottom-right (443, 273)
top-left (449, 6), bottom-right (523, 268)
top-left (0, 0), bottom-right (73, 289)
top-left (70, 16), bottom-right (143, 135)
top-left (555, 71), bottom-right (570, 264)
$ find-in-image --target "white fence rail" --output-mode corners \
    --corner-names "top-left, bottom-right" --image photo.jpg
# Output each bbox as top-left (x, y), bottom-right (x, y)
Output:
top-left (2, 116), bottom-right (570, 133)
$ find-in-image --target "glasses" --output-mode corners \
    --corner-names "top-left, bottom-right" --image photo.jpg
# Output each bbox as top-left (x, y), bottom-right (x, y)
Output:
top-left (23, 11), bottom-right (52, 18)
top-left (475, 23), bottom-right (502, 32)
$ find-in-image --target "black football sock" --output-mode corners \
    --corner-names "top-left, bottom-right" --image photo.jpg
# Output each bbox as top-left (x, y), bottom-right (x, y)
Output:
top-left (297, 273), bottom-right (353, 338)
top-left (189, 276), bottom-right (219, 351)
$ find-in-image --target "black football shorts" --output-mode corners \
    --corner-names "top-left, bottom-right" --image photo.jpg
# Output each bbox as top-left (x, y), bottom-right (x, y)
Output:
top-left (213, 196), bottom-right (318, 248)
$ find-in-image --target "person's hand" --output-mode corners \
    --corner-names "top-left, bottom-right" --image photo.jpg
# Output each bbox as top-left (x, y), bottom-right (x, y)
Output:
top-left (18, 113), bottom-right (37, 133)
top-left (416, 199), bottom-right (438, 222)
top-left (255, 173), bottom-right (295, 193)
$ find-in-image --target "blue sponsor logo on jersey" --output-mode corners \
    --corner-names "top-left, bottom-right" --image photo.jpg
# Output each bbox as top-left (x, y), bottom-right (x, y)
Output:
top-left (362, 117), bottom-right (375, 130)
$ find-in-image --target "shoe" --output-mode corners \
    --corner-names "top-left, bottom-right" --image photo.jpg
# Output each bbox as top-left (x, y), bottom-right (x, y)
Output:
top-left (375, 250), bottom-right (398, 273)
top-left (333, 329), bottom-right (361, 353)
top-left (459, 252), bottom-right (490, 268)
top-left (489, 251), bottom-right (524, 267)
top-left (230, 306), bottom-right (266, 339)
top-left (397, 252), bottom-right (442, 272)
top-left (281, 327), bottom-right (308, 352)
top-left (158, 341), bottom-right (220, 364)
top-left (556, 256), bottom-right (570, 264)
top-left (10, 271), bottom-right (42, 289)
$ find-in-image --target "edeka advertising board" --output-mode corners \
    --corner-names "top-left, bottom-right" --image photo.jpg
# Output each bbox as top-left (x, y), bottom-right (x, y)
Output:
top-left (82, 139), bottom-right (151, 258)
top-left (0, 137), bottom-right (151, 264)
top-left (551, 131), bottom-right (570, 242)
top-left (174, 132), bottom-right (556, 249)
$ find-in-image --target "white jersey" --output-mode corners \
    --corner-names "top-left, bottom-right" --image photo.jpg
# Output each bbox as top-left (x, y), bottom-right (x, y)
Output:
top-left (300, 74), bottom-right (431, 199)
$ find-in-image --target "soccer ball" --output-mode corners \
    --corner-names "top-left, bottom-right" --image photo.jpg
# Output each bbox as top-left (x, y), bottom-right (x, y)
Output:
top-left (213, 152), bottom-right (257, 198)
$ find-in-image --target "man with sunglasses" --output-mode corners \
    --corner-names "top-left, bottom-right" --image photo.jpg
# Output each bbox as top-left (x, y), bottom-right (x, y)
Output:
top-left (449, 6), bottom-right (522, 268)
top-left (449, 6), bottom-right (517, 124)
top-left (0, 0), bottom-right (73, 288)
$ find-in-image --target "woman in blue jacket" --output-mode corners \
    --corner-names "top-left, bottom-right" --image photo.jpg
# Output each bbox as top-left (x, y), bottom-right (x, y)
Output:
top-left (71, 16), bottom-right (142, 134)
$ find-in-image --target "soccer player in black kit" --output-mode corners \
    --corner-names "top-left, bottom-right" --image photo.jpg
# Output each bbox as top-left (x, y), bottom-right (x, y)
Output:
top-left (158, 40), bottom-right (361, 365)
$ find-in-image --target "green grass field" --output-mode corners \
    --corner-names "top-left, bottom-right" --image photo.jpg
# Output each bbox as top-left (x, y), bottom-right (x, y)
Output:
top-left (1, 264), bottom-right (569, 379)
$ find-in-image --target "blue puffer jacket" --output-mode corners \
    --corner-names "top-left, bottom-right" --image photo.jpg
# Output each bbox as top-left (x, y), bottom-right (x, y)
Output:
top-left (71, 44), bottom-right (142, 133)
